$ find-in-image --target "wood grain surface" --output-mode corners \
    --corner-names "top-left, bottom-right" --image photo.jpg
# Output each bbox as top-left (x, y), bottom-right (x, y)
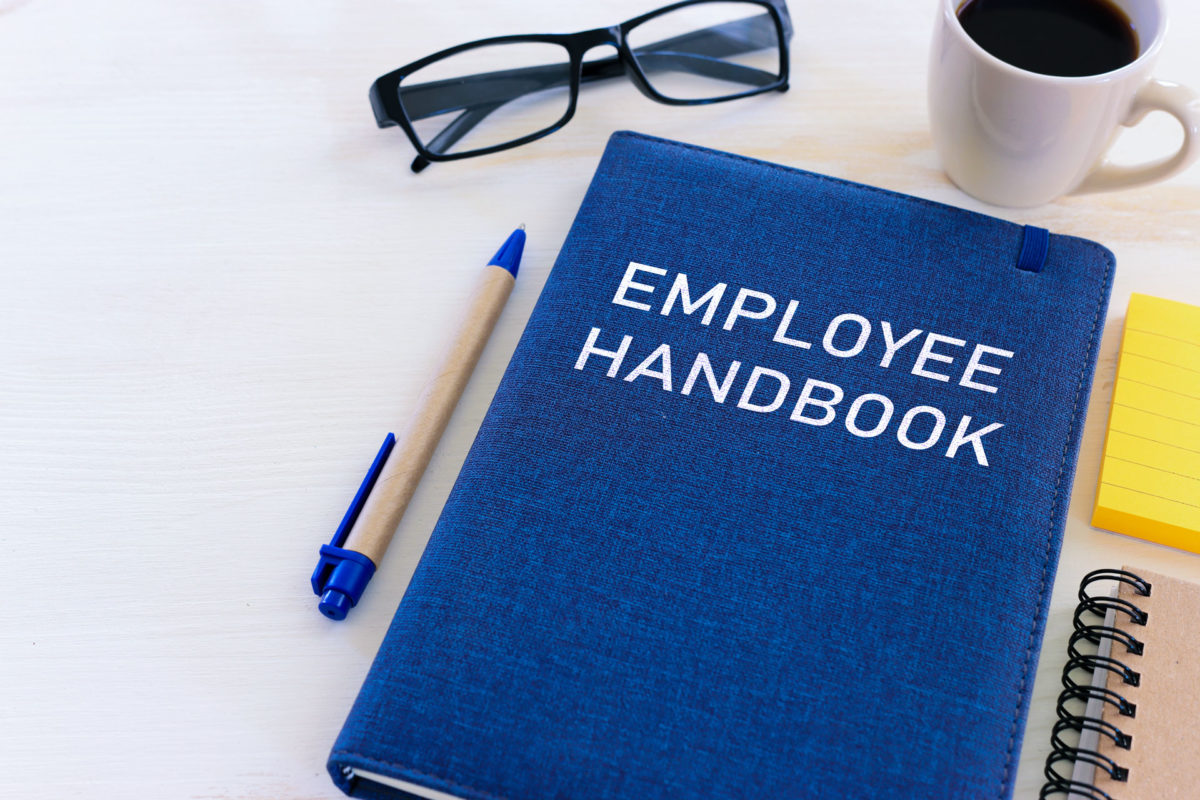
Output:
top-left (1, 1), bottom-right (1198, 798)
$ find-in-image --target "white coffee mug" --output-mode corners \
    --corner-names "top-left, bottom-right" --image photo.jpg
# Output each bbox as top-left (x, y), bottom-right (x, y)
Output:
top-left (929, 0), bottom-right (1200, 207)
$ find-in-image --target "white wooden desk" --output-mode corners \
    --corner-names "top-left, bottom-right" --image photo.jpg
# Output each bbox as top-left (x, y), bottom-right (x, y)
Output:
top-left (2, 1), bottom-right (1198, 797)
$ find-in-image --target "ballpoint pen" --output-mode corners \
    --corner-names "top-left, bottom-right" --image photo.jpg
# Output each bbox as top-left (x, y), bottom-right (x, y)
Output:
top-left (310, 226), bottom-right (525, 620)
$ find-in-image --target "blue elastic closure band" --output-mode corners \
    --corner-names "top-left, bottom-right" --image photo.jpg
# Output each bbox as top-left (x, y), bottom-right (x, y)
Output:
top-left (1017, 226), bottom-right (1049, 273)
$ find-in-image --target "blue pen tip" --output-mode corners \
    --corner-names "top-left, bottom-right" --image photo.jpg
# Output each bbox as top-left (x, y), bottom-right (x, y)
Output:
top-left (319, 589), bottom-right (353, 620)
top-left (487, 228), bottom-right (526, 278)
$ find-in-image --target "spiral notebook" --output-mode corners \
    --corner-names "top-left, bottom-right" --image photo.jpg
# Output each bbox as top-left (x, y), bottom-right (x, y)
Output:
top-left (328, 131), bottom-right (1114, 799)
top-left (1042, 567), bottom-right (1200, 800)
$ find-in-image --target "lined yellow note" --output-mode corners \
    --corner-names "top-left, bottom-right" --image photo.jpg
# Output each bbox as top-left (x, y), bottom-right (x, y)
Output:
top-left (1093, 293), bottom-right (1200, 553)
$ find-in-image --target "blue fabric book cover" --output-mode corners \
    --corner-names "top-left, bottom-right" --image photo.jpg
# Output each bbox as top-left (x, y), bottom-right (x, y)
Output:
top-left (329, 131), bottom-right (1114, 799)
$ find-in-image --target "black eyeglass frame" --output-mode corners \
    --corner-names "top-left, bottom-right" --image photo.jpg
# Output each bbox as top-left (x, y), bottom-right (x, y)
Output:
top-left (369, 0), bottom-right (792, 172)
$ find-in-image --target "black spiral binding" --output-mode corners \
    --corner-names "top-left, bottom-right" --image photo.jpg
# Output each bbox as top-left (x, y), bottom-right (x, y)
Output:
top-left (1040, 569), bottom-right (1152, 800)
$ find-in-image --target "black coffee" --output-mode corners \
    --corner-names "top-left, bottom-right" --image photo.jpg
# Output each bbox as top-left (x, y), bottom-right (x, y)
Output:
top-left (957, 0), bottom-right (1139, 77)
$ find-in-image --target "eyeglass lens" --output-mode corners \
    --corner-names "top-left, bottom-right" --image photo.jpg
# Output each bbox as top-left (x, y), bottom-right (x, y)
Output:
top-left (401, 42), bottom-right (573, 157)
top-left (628, 2), bottom-right (782, 101)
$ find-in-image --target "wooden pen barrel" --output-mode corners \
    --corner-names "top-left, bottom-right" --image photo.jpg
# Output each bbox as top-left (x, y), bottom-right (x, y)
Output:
top-left (341, 264), bottom-right (516, 566)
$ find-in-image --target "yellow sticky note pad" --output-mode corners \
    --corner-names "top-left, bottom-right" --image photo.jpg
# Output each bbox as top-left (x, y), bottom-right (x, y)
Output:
top-left (1093, 293), bottom-right (1200, 552)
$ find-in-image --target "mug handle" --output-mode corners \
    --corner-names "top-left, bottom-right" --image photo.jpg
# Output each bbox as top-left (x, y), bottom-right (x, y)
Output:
top-left (1075, 79), bottom-right (1200, 194)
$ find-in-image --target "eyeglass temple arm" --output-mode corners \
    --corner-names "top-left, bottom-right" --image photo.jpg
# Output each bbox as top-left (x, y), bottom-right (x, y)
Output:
top-left (393, 13), bottom-right (788, 171)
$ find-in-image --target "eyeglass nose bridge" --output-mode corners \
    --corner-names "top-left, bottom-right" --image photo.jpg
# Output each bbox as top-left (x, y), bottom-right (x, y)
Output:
top-left (574, 26), bottom-right (625, 50)
top-left (567, 25), bottom-right (665, 105)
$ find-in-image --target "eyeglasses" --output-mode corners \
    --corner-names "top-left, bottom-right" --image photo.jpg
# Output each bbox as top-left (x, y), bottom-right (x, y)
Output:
top-left (369, 0), bottom-right (792, 173)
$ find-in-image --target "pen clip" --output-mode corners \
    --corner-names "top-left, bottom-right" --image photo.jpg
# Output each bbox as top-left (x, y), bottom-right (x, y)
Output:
top-left (330, 432), bottom-right (396, 551)
top-left (310, 433), bottom-right (396, 620)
